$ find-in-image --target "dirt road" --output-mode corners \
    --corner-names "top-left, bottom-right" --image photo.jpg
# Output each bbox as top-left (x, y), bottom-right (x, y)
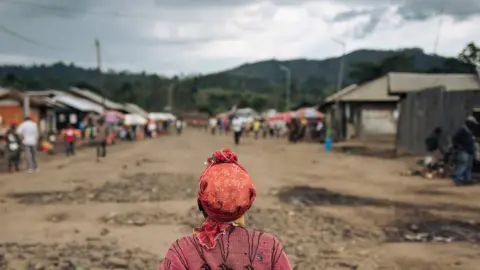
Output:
top-left (1, 130), bottom-right (480, 270)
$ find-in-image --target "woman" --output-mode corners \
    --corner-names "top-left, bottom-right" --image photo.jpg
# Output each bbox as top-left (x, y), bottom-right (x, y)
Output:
top-left (159, 149), bottom-right (292, 269)
top-left (5, 122), bottom-right (21, 172)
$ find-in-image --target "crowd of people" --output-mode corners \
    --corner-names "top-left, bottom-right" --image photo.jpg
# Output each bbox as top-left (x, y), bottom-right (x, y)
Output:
top-left (422, 115), bottom-right (478, 185)
top-left (207, 115), bottom-right (324, 145)
top-left (1, 115), bottom-right (187, 173)
top-left (1, 116), bottom-right (119, 173)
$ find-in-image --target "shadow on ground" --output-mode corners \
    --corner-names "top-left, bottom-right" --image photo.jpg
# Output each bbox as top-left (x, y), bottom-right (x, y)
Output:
top-left (277, 186), bottom-right (480, 213)
top-left (7, 172), bottom-right (196, 205)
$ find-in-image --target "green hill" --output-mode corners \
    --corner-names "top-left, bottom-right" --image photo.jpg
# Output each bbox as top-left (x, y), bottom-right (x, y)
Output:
top-left (223, 48), bottom-right (446, 85)
top-left (0, 47), bottom-right (473, 113)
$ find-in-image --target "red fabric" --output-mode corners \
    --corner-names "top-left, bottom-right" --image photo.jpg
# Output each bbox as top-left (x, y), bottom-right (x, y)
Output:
top-left (64, 128), bottom-right (75, 143)
top-left (194, 149), bottom-right (256, 249)
top-left (159, 228), bottom-right (292, 269)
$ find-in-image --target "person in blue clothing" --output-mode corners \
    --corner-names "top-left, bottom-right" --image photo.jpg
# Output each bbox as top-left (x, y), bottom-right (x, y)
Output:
top-left (452, 116), bottom-right (477, 185)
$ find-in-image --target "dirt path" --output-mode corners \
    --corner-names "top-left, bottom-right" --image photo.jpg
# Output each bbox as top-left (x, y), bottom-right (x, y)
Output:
top-left (1, 130), bottom-right (480, 270)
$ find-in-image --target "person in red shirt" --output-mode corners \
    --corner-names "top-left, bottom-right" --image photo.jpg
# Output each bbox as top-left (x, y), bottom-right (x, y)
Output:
top-left (159, 149), bottom-right (292, 269)
top-left (64, 124), bottom-right (76, 156)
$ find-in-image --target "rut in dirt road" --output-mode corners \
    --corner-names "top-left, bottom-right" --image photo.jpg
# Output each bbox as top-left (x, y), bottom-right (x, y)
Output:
top-left (8, 172), bottom-right (197, 204)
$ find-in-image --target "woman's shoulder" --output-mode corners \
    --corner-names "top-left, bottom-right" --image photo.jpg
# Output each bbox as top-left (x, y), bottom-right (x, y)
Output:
top-left (170, 228), bottom-right (283, 248)
top-left (240, 227), bottom-right (281, 241)
top-left (232, 227), bottom-right (285, 250)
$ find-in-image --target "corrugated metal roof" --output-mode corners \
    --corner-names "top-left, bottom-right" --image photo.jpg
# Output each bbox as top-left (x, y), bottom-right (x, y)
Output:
top-left (124, 103), bottom-right (148, 117)
top-left (54, 95), bottom-right (104, 114)
top-left (0, 87), bottom-right (10, 97)
top-left (0, 88), bottom-right (53, 107)
top-left (27, 90), bottom-right (65, 97)
top-left (69, 87), bottom-right (125, 110)
top-left (339, 76), bottom-right (398, 102)
top-left (388, 72), bottom-right (480, 94)
top-left (325, 84), bottom-right (358, 103)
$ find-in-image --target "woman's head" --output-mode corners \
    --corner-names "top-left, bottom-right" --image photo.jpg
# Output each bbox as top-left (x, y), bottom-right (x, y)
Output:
top-left (197, 149), bottom-right (256, 223)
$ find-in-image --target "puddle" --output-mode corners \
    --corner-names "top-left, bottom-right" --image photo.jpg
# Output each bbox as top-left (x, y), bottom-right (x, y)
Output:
top-left (277, 186), bottom-right (480, 213)
top-left (9, 172), bottom-right (196, 205)
top-left (336, 145), bottom-right (397, 159)
top-left (384, 219), bottom-right (480, 243)
top-left (278, 186), bottom-right (386, 206)
top-left (0, 241), bottom-right (159, 270)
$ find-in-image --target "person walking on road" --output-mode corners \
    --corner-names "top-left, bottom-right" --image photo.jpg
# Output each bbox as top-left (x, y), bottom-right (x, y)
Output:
top-left (209, 117), bottom-right (218, 135)
top-left (5, 122), bottom-right (21, 172)
top-left (95, 118), bottom-right (109, 162)
top-left (232, 116), bottom-right (242, 145)
top-left (63, 123), bottom-right (76, 157)
top-left (17, 116), bottom-right (39, 173)
top-left (452, 116), bottom-right (477, 185)
top-left (175, 118), bottom-right (183, 135)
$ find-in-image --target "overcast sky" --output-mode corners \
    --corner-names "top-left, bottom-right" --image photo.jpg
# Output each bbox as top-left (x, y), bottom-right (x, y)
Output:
top-left (0, 0), bottom-right (479, 75)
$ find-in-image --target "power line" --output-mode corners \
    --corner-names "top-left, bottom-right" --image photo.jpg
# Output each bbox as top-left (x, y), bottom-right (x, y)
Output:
top-left (0, 21), bottom-right (78, 51)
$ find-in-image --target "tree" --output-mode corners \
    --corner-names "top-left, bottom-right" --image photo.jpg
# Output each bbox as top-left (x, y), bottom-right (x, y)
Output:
top-left (426, 42), bottom-right (478, 74)
top-left (459, 42), bottom-right (479, 67)
top-left (116, 82), bottom-right (136, 103)
top-left (250, 96), bottom-right (268, 111)
top-left (426, 57), bottom-right (475, 74)
top-left (349, 53), bottom-right (415, 84)
top-left (349, 62), bottom-right (383, 84)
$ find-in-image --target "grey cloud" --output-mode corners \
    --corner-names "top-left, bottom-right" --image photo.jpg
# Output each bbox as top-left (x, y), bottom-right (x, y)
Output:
top-left (0, 0), bottom-right (241, 74)
top-left (352, 9), bottom-right (385, 39)
top-left (331, 0), bottom-right (480, 39)
top-left (0, 0), bottom-right (94, 19)
top-left (0, 0), bottom-right (478, 74)
top-left (333, 9), bottom-right (374, 22)
top-left (397, 0), bottom-right (480, 21)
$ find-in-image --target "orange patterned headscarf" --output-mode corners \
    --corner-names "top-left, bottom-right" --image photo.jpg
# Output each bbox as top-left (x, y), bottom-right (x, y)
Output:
top-left (193, 148), bottom-right (256, 249)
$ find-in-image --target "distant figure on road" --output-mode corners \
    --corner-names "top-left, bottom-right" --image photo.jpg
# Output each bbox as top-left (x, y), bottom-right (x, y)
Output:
top-left (232, 116), bottom-right (242, 145)
top-left (175, 118), bottom-right (183, 135)
top-left (17, 116), bottom-right (39, 173)
top-left (209, 117), bottom-right (217, 135)
top-left (5, 122), bottom-right (21, 172)
top-left (253, 118), bottom-right (261, 139)
top-left (217, 117), bottom-right (223, 135)
top-left (452, 116), bottom-right (477, 185)
top-left (95, 118), bottom-right (109, 162)
top-left (158, 149), bottom-right (292, 269)
top-left (63, 123), bottom-right (76, 157)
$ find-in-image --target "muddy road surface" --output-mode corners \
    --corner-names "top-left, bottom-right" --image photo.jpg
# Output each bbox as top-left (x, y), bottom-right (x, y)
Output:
top-left (1, 130), bottom-right (480, 269)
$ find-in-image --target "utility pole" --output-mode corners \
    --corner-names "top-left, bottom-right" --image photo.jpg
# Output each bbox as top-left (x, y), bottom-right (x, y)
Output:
top-left (433, 7), bottom-right (444, 55)
top-left (280, 65), bottom-right (291, 110)
top-left (332, 38), bottom-right (346, 93)
top-left (167, 82), bottom-right (174, 113)
top-left (330, 38), bottom-right (346, 143)
top-left (95, 38), bottom-right (106, 108)
top-left (23, 93), bottom-right (30, 117)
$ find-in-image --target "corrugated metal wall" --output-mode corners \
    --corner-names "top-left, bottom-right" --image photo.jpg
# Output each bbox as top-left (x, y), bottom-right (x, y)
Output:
top-left (396, 87), bottom-right (480, 154)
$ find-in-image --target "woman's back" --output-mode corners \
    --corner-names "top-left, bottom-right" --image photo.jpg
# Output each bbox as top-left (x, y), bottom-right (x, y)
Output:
top-left (160, 227), bottom-right (290, 269)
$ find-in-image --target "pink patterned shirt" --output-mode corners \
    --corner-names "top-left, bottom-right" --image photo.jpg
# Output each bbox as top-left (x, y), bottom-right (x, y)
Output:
top-left (159, 227), bottom-right (292, 269)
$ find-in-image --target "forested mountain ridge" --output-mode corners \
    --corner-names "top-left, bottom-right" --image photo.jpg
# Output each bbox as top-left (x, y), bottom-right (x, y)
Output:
top-left (0, 44), bottom-right (477, 114)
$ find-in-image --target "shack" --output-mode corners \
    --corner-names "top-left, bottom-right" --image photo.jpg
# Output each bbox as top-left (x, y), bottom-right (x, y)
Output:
top-left (322, 76), bottom-right (399, 141)
top-left (391, 73), bottom-right (480, 154)
top-left (0, 88), bottom-right (55, 135)
top-left (69, 87), bottom-right (126, 112)
top-left (28, 90), bottom-right (104, 130)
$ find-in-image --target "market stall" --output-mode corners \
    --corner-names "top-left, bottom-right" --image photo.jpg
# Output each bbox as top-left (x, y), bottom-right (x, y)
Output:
top-left (124, 114), bottom-right (147, 140)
